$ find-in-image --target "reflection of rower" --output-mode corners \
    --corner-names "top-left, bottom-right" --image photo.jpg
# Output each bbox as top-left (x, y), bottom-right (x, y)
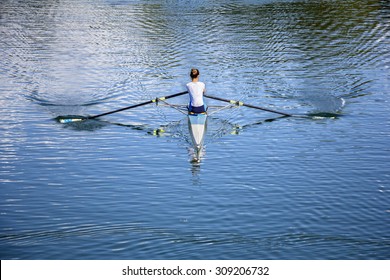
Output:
top-left (186, 68), bottom-right (206, 114)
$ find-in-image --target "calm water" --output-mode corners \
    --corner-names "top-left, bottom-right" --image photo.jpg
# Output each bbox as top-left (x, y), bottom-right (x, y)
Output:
top-left (1, 0), bottom-right (389, 259)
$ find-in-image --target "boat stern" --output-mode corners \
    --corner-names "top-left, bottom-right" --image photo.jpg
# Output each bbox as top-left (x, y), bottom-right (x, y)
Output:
top-left (188, 113), bottom-right (207, 153)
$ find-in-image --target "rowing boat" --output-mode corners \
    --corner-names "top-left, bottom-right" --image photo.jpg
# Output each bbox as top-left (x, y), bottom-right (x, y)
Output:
top-left (56, 91), bottom-right (293, 163)
top-left (188, 112), bottom-right (207, 162)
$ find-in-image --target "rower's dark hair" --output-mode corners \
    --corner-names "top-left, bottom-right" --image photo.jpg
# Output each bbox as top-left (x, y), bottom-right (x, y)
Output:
top-left (190, 68), bottom-right (200, 79)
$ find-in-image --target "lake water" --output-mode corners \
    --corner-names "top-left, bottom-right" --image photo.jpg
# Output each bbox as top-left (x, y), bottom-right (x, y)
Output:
top-left (0, 0), bottom-right (389, 259)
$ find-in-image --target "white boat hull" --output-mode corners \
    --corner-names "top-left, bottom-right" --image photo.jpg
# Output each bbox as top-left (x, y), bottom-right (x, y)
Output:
top-left (188, 113), bottom-right (207, 160)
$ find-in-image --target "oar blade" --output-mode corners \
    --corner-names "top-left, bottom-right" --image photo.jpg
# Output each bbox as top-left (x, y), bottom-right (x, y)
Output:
top-left (55, 115), bottom-right (88, 123)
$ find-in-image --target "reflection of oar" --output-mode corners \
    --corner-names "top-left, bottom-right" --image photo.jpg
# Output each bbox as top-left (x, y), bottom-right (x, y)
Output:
top-left (204, 94), bottom-right (292, 117)
top-left (58, 91), bottom-right (188, 123)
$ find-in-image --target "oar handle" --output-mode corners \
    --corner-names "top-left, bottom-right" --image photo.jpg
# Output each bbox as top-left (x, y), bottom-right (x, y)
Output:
top-left (204, 94), bottom-right (292, 117)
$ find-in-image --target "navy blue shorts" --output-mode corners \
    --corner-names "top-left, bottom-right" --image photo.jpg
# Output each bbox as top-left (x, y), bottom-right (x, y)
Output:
top-left (189, 105), bottom-right (206, 114)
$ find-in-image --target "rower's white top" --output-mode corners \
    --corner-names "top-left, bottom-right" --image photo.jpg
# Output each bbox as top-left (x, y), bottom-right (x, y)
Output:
top-left (186, 81), bottom-right (205, 107)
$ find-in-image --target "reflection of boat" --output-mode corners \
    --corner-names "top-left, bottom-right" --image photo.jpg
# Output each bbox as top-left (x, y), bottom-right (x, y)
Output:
top-left (188, 112), bottom-right (207, 162)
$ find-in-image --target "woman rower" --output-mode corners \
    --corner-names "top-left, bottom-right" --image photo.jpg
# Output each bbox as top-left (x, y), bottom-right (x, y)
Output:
top-left (186, 68), bottom-right (206, 114)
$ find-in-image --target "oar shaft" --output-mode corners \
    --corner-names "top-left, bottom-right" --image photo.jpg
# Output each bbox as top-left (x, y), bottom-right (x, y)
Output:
top-left (89, 100), bottom-right (153, 119)
top-left (204, 94), bottom-right (291, 117)
top-left (89, 91), bottom-right (188, 119)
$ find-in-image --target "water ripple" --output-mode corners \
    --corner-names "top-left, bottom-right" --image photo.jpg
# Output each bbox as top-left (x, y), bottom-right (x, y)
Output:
top-left (1, 222), bottom-right (389, 259)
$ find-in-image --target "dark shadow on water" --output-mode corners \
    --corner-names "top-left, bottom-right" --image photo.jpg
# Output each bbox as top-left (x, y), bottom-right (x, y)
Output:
top-left (306, 112), bottom-right (344, 119)
top-left (54, 115), bottom-right (106, 131)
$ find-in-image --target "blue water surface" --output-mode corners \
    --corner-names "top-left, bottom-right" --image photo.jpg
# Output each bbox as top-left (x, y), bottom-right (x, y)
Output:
top-left (0, 0), bottom-right (389, 259)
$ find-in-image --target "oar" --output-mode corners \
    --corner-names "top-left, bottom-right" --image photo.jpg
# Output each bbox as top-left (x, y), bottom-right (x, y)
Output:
top-left (58, 91), bottom-right (188, 123)
top-left (204, 94), bottom-right (292, 117)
